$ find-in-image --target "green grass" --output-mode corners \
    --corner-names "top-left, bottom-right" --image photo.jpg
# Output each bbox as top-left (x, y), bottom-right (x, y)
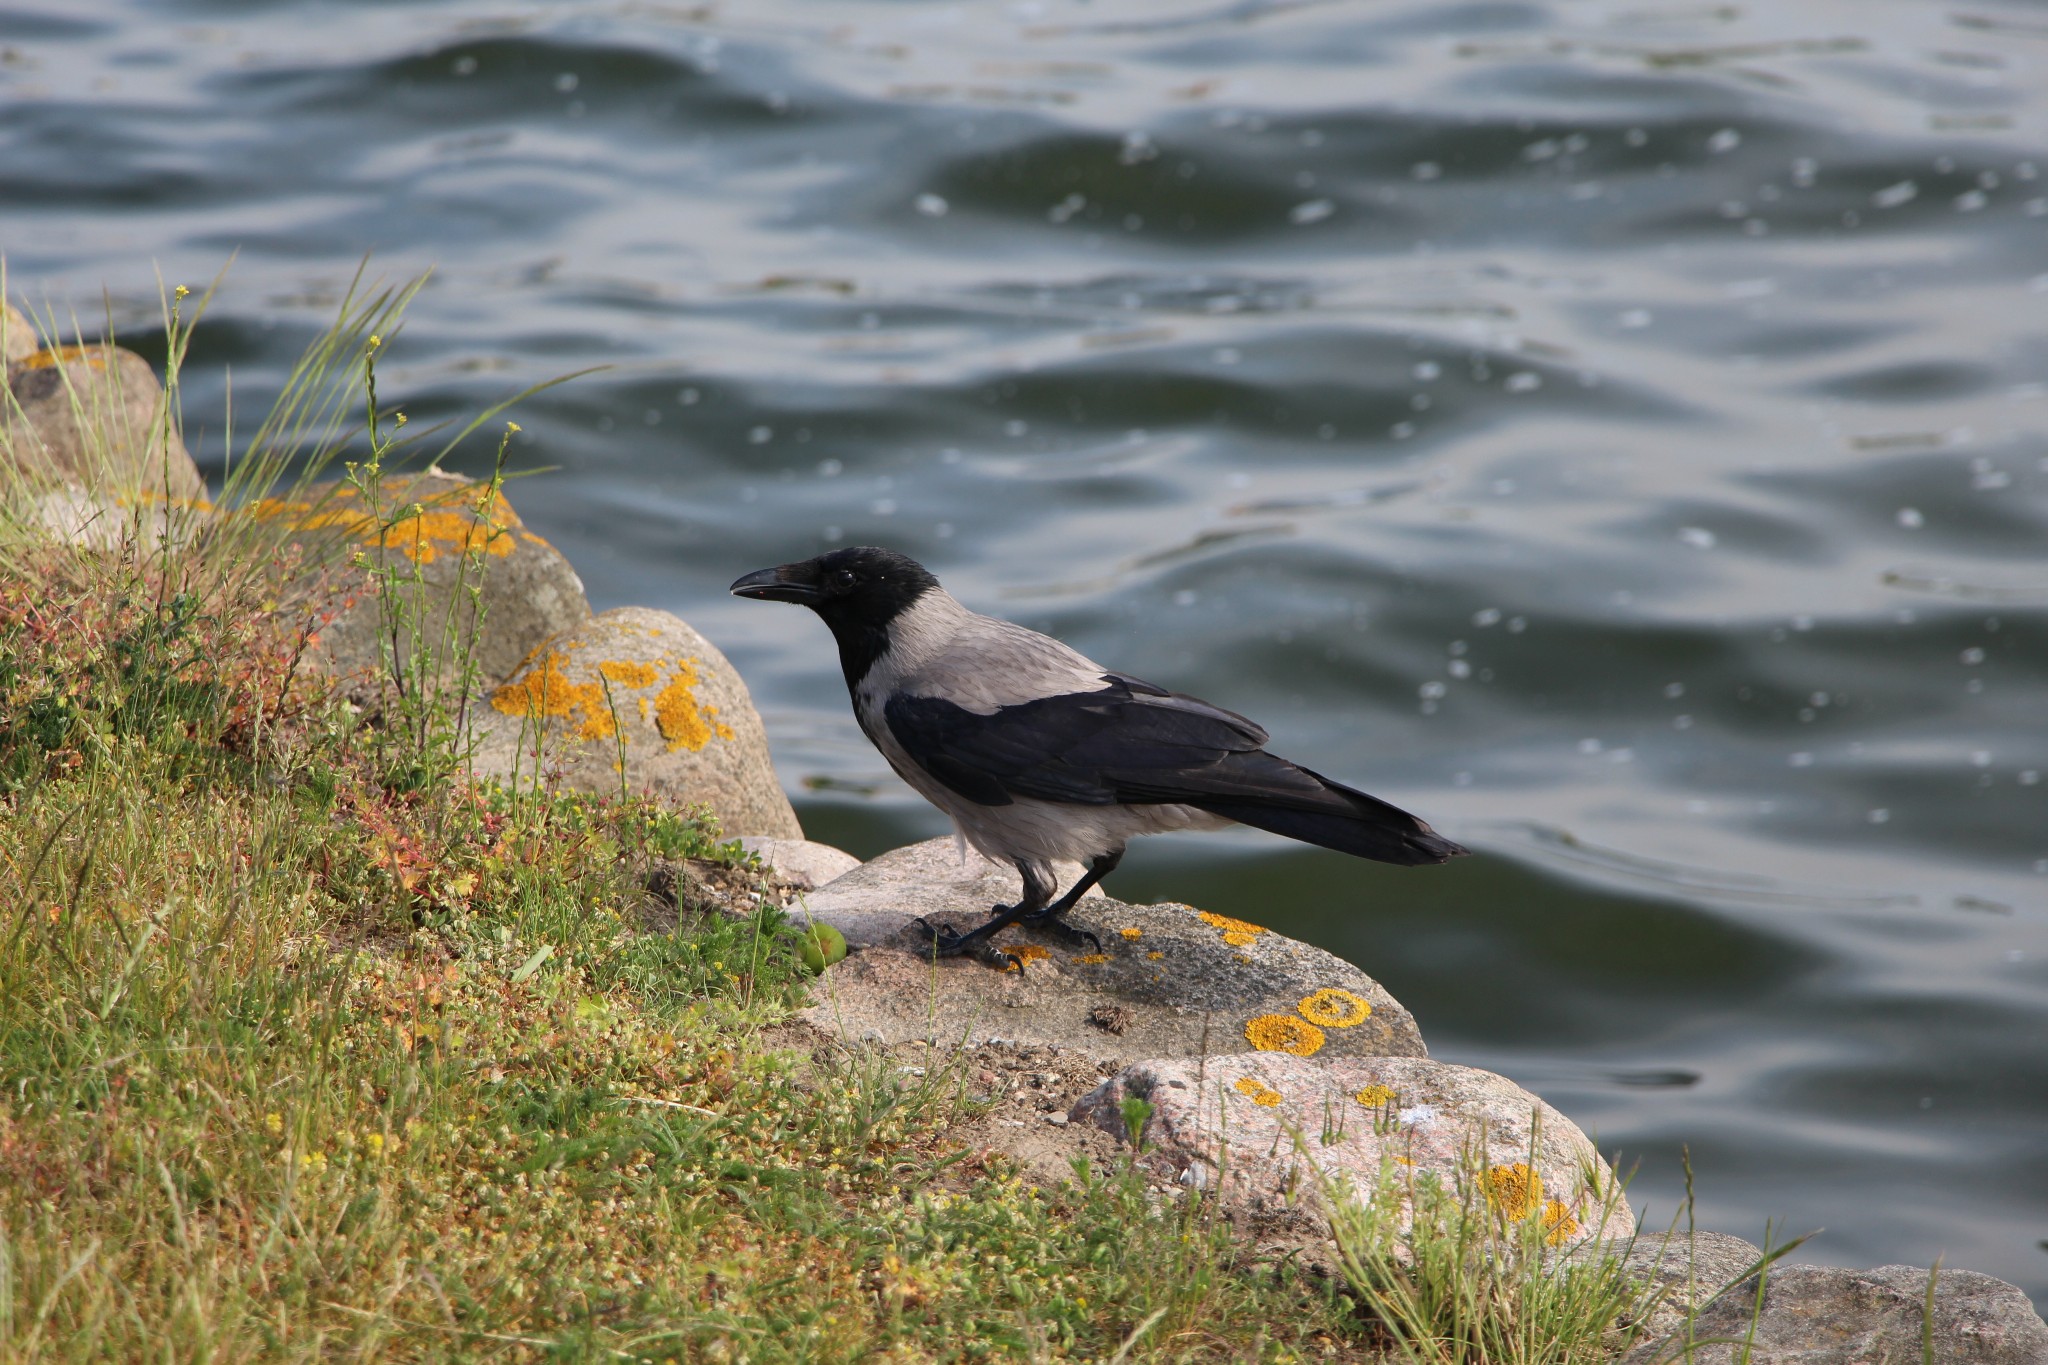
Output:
top-left (0, 286), bottom-right (1380, 1362)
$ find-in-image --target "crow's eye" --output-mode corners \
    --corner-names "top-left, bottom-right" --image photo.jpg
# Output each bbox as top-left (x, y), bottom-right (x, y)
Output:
top-left (832, 569), bottom-right (858, 588)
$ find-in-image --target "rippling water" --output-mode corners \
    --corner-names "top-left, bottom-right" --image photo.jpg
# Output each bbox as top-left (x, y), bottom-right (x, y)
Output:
top-left (7, 0), bottom-right (2046, 1303)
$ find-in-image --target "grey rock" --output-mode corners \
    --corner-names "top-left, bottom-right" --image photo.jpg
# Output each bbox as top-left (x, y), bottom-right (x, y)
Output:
top-left (12, 485), bottom-right (201, 553)
top-left (1596, 1230), bottom-right (1770, 1346)
top-left (1623, 1260), bottom-right (2048, 1365)
top-left (252, 471), bottom-right (591, 694)
top-left (739, 837), bottom-right (861, 891)
top-left (1072, 1052), bottom-right (1632, 1237)
top-left (469, 605), bottom-right (801, 839)
top-left (798, 838), bottom-right (1425, 1065)
top-left (3, 304), bottom-right (35, 363)
top-left (2, 344), bottom-right (205, 502)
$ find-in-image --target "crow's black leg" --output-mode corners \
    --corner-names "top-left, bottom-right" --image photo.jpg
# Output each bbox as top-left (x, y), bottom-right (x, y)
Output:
top-left (912, 861), bottom-right (1054, 970)
top-left (1021, 847), bottom-right (1122, 952)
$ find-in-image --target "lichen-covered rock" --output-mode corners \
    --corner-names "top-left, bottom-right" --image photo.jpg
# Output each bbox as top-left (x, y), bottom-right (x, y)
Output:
top-left (739, 836), bottom-right (860, 891)
top-left (2, 304), bottom-right (35, 363)
top-left (1622, 1260), bottom-right (2048, 1364)
top-left (12, 485), bottom-right (203, 553)
top-left (1, 344), bottom-right (205, 502)
top-left (469, 605), bottom-right (801, 839)
top-left (1072, 1052), bottom-right (1632, 1240)
top-left (249, 471), bottom-right (590, 692)
top-left (798, 838), bottom-right (1425, 1065)
top-left (1593, 1230), bottom-right (1769, 1346)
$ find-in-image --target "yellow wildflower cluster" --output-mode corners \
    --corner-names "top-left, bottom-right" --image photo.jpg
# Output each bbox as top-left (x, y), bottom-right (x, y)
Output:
top-left (1297, 987), bottom-right (1371, 1028)
top-left (1233, 1076), bottom-right (1284, 1107)
top-left (1243, 1013), bottom-right (1324, 1057)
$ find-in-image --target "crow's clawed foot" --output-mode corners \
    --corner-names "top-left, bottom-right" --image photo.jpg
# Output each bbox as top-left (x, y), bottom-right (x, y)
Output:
top-left (1021, 910), bottom-right (1103, 953)
top-left (911, 916), bottom-right (1023, 972)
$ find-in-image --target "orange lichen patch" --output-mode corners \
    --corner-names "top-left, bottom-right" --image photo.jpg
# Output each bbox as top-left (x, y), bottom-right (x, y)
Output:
top-left (1146, 950), bottom-right (1164, 961)
top-left (18, 345), bottom-right (108, 371)
top-left (1543, 1198), bottom-right (1579, 1246)
top-left (1233, 1077), bottom-right (1283, 1107)
top-left (1353, 1084), bottom-right (1397, 1109)
top-left (1197, 910), bottom-right (1266, 947)
top-left (1000, 943), bottom-right (1053, 972)
top-left (1119, 927), bottom-right (1143, 940)
top-left (1074, 953), bottom-right (1109, 965)
top-left (652, 659), bottom-right (734, 753)
top-left (1486, 1163), bottom-right (1541, 1221)
top-left (1244, 1013), bottom-right (1324, 1057)
top-left (490, 652), bottom-right (617, 742)
top-left (1298, 987), bottom-right (1372, 1029)
top-left (247, 481), bottom-right (524, 564)
top-left (597, 659), bottom-right (660, 689)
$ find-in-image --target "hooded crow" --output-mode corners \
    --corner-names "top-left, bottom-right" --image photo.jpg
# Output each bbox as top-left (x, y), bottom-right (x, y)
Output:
top-left (731, 546), bottom-right (1465, 968)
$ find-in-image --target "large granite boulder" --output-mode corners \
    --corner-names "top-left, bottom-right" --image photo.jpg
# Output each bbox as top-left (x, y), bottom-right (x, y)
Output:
top-left (739, 836), bottom-right (861, 892)
top-left (249, 470), bottom-right (590, 693)
top-left (1, 343), bottom-right (205, 503)
top-left (1072, 1051), bottom-right (1634, 1240)
top-left (798, 837), bottom-right (1426, 1065)
top-left (469, 605), bottom-right (801, 839)
top-left (1623, 1260), bottom-right (2048, 1365)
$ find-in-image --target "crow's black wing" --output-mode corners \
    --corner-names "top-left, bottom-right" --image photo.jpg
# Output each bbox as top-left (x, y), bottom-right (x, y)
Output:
top-left (884, 674), bottom-right (1467, 866)
top-left (883, 675), bottom-right (1268, 808)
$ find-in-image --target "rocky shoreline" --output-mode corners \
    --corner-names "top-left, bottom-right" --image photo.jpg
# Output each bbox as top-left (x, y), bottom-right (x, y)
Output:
top-left (7, 308), bottom-right (2045, 1363)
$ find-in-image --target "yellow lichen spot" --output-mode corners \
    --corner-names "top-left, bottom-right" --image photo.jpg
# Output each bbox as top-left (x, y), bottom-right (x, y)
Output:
top-left (1487, 1163), bottom-right (1541, 1221)
top-left (1543, 1199), bottom-right (1579, 1246)
top-left (1198, 910), bottom-right (1267, 946)
top-left (1233, 1077), bottom-right (1284, 1107)
top-left (1392, 1154), bottom-right (1415, 1166)
top-left (1146, 950), bottom-right (1164, 960)
top-left (1354, 1084), bottom-right (1397, 1109)
top-left (20, 344), bottom-right (108, 372)
top-left (1244, 1013), bottom-right (1325, 1057)
top-left (1298, 987), bottom-right (1372, 1029)
top-left (489, 652), bottom-right (617, 742)
top-left (1075, 953), bottom-right (1109, 965)
top-left (652, 659), bottom-right (729, 753)
top-left (1000, 943), bottom-right (1053, 972)
top-left (1119, 927), bottom-right (1143, 940)
top-left (598, 659), bottom-right (660, 689)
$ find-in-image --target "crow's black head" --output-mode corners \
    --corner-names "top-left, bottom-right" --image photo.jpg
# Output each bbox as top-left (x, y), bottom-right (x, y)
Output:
top-left (731, 548), bottom-right (941, 680)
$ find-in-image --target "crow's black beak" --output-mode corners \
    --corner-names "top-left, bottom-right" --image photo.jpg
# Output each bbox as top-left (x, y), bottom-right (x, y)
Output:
top-left (730, 565), bottom-right (822, 604)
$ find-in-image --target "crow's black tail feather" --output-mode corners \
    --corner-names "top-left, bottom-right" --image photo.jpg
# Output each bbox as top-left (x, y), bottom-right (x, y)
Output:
top-left (1192, 765), bottom-right (1467, 867)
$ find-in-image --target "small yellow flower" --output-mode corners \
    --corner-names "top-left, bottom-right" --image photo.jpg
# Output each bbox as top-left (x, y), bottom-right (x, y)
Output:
top-left (1354, 1084), bottom-right (1397, 1108)
top-left (264, 1112), bottom-right (284, 1135)
top-left (395, 411), bottom-right (408, 425)
top-left (364, 1132), bottom-right (386, 1157)
top-left (368, 333), bottom-right (382, 351)
top-left (1244, 1013), bottom-right (1325, 1057)
top-left (298, 1150), bottom-right (328, 1173)
top-left (506, 421), bottom-right (522, 433)
top-left (1298, 987), bottom-right (1372, 1029)
top-left (174, 285), bottom-right (189, 298)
